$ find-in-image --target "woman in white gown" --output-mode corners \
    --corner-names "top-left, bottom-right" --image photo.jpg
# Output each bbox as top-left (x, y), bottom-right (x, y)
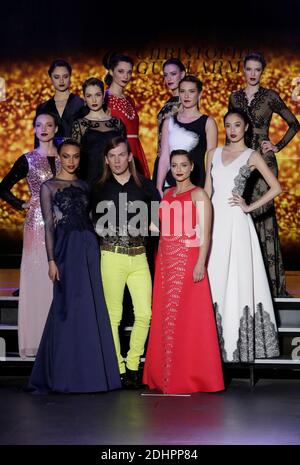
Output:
top-left (205, 110), bottom-right (281, 362)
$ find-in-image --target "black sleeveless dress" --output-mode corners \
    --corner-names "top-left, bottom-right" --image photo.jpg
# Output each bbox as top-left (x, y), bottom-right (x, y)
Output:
top-left (166, 114), bottom-right (208, 188)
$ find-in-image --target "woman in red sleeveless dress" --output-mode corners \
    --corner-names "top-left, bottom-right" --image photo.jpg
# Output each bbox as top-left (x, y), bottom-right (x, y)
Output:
top-left (104, 54), bottom-right (150, 177)
top-left (143, 150), bottom-right (224, 394)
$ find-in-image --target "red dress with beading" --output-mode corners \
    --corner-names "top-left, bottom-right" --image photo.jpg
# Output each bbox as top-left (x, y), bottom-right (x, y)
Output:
top-left (143, 187), bottom-right (224, 394)
top-left (106, 92), bottom-right (150, 177)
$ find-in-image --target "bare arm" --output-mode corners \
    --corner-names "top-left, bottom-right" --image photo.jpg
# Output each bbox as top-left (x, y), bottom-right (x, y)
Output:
top-left (191, 188), bottom-right (212, 282)
top-left (156, 118), bottom-right (170, 198)
top-left (229, 151), bottom-right (282, 213)
top-left (204, 149), bottom-right (215, 198)
top-left (205, 116), bottom-right (218, 152)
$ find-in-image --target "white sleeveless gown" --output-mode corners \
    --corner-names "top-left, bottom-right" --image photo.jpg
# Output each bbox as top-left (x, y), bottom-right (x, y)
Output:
top-left (208, 147), bottom-right (279, 362)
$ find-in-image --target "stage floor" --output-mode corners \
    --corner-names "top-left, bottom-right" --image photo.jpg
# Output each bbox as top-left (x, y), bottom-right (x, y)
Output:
top-left (0, 376), bottom-right (300, 445)
top-left (1, 269), bottom-right (300, 297)
top-left (1, 269), bottom-right (300, 446)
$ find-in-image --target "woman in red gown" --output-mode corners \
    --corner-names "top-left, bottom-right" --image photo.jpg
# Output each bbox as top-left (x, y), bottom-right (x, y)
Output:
top-left (143, 150), bottom-right (224, 394)
top-left (103, 53), bottom-right (150, 177)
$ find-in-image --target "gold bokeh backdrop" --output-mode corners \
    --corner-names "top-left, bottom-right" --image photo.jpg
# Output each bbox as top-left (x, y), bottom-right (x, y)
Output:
top-left (0, 48), bottom-right (299, 253)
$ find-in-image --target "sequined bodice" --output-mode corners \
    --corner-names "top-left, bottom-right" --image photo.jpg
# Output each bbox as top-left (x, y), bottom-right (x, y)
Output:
top-left (25, 151), bottom-right (59, 229)
top-left (26, 151), bottom-right (58, 198)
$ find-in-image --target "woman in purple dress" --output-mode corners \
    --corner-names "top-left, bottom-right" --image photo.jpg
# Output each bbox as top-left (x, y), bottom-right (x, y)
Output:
top-left (0, 112), bottom-right (59, 358)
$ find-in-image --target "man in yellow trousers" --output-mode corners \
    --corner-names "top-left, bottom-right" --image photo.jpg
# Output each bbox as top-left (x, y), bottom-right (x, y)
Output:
top-left (92, 136), bottom-right (160, 388)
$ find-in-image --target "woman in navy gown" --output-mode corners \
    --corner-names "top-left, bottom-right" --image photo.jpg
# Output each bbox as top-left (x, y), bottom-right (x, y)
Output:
top-left (27, 139), bottom-right (121, 394)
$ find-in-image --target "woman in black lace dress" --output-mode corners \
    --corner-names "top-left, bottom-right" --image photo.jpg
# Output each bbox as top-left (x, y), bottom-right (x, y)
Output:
top-left (72, 77), bottom-right (126, 185)
top-left (228, 52), bottom-right (300, 297)
top-left (152, 58), bottom-right (186, 185)
top-left (27, 139), bottom-right (121, 393)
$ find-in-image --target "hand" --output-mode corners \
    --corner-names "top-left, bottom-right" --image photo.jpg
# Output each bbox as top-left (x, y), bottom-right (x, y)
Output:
top-left (48, 260), bottom-right (60, 282)
top-left (260, 140), bottom-right (278, 154)
top-left (22, 200), bottom-right (31, 209)
top-left (228, 194), bottom-right (250, 212)
top-left (22, 196), bottom-right (39, 209)
top-left (193, 261), bottom-right (206, 283)
top-left (158, 189), bottom-right (164, 199)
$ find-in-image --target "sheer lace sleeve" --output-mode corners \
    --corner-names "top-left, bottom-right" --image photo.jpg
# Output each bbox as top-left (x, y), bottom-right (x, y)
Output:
top-left (0, 154), bottom-right (29, 210)
top-left (40, 182), bottom-right (55, 261)
top-left (228, 92), bottom-right (235, 111)
top-left (271, 90), bottom-right (300, 151)
top-left (71, 119), bottom-right (83, 144)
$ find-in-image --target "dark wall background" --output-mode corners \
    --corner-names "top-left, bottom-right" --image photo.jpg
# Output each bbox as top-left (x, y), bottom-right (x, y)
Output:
top-left (0, 0), bottom-right (299, 58)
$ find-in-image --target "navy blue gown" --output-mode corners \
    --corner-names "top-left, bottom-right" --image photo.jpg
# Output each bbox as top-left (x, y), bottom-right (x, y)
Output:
top-left (27, 178), bottom-right (121, 393)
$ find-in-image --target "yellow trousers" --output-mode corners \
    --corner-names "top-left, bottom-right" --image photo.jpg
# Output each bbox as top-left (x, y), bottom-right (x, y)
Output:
top-left (101, 251), bottom-right (152, 374)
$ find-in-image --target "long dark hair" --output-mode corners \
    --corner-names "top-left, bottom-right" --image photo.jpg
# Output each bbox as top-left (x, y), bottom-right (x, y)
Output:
top-left (223, 109), bottom-right (253, 147)
top-left (82, 77), bottom-right (107, 112)
top-left (99, 136), bottom-right (141, 187)
top-left (163, 58), bottom-right (186, 73)
top-left (179, 75), bottom-right (203, 110)
top-left (179, 75), bottom-right (203, 93)
top-left (244, 52), bottom-right (267, 70)
top-left (57, 138), bottom-right (81, 156)
top-left (170, 149), bottom-right (193, 165)
top-left (33, 111), bottom-right (59, 128)
top-left (48, 59), bottom-right (72, 76)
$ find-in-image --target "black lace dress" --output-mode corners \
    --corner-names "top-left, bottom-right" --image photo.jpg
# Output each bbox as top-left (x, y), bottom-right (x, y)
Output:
top-left (27, 178), bottom-right (121, 393)
top-left (72, 117), bottom-right (126, 186)
top-left (165, 114), bottom-right (209, 188)
top-left (229, 87), bottom-right (300, 296)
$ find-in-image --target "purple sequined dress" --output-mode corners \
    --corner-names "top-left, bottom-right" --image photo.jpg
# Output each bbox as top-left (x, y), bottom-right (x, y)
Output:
top-left (19, 152), bottom-right (60, 357)
top-left (0, 150), bottom-right (59, 358)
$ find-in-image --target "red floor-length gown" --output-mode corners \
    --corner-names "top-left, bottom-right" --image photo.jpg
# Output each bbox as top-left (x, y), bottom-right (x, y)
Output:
top-left (143, 187), bottom-right (224, 394)
top-left (106, 92), bottom-right (150, 177)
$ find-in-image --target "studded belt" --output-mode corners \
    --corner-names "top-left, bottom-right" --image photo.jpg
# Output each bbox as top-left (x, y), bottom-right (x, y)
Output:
top-left (101, 244), bottom-right (146, 255)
